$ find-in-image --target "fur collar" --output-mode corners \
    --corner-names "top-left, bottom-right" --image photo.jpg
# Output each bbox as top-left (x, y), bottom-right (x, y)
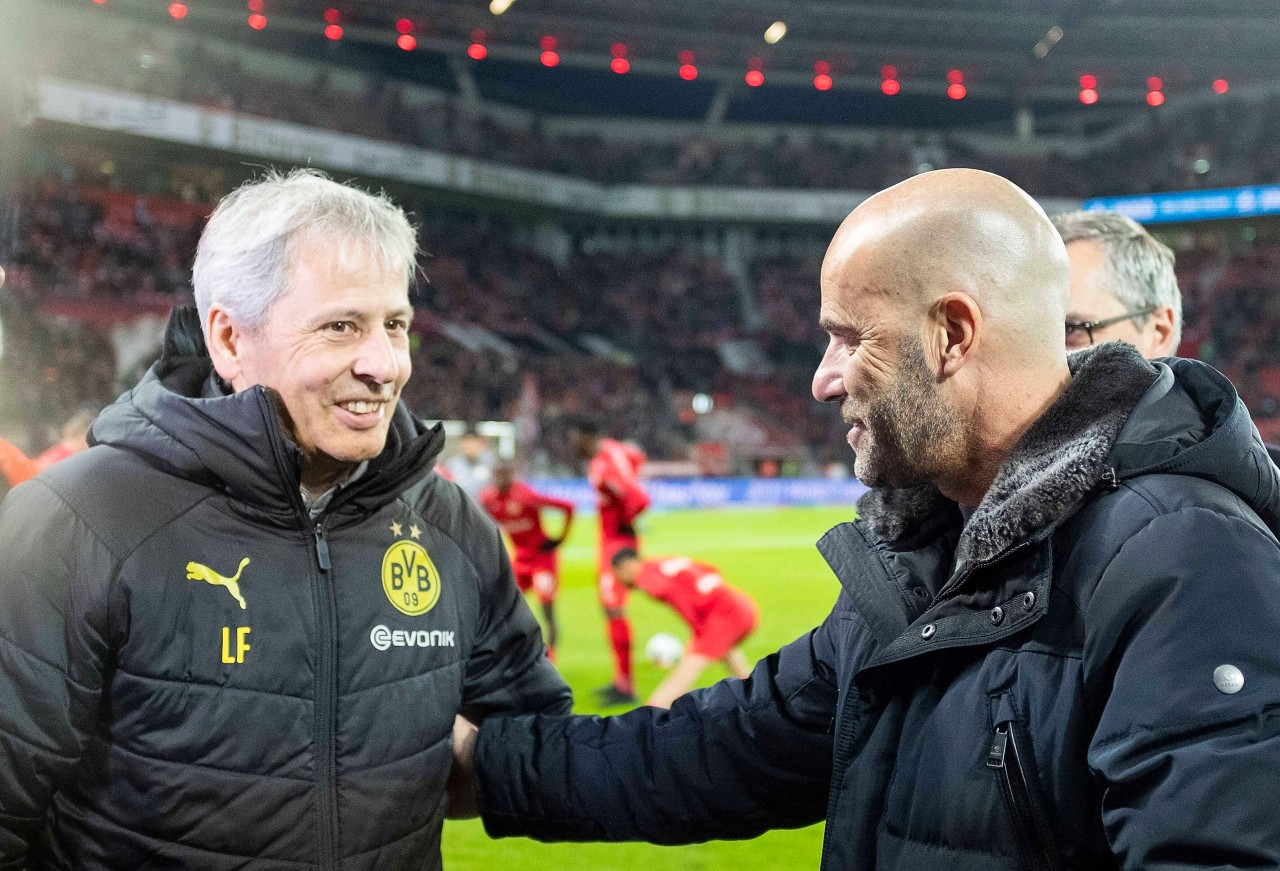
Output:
top-left (856, 342), bottom-right (1159, 568)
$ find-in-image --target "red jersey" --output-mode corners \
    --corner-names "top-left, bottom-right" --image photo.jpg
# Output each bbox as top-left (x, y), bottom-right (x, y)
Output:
top-left (634, 557), bottom-right (745, 630)
top-left (479, 481), bottom-right (575, 559)
top-left (588, 438), bottom-right (649, 540)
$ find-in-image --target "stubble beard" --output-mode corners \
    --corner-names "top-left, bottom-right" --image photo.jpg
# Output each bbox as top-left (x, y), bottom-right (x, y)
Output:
top-left (845, 339), bottom-right (962, 489)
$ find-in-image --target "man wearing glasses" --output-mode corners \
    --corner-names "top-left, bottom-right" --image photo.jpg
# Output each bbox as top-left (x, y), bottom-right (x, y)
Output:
top-left (1053, 209), bottom-right (1280, 465)
top-left (1051, 210), bottom-right (1181, 357)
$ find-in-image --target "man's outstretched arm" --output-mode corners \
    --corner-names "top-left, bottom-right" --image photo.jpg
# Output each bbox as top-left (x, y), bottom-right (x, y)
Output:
top-left (463, 612), bottom-right (843, 845)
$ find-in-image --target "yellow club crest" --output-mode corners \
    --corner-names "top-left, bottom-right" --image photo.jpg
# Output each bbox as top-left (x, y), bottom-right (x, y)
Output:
top-left (382, 539), bottom-right (441, 616)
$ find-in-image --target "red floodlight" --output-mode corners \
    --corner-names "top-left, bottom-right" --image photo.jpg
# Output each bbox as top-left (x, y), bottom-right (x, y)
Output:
top-left (814, 60), bottom-right (830, 75)
top-left (1147, 76), bottom-right (1163, 91)
top-left (93, 0), bottom-right (106, 4)
top-left (880, 65), bottom-right (897, 79)
top-left (324, 23), bottom-right (342, 40)
top-left (1146, 90), bottom-right (1165, 106)
top-left (248, 13), bottom-right (267, 29)
top-left (881, 78), bottom-right (900, 95)
top-left (323, 8), bottom-right (340, 24)
top-left (1079, 88), bottom-right (1098, 105)
top-left (1213, 78), bottom-right (1229, 94)
top-left (1079, 74), bottom-right (1097, 89)
top-left (168, 3), bottom-right (187, 19)
top-left (947, 82), bottom-right (967, 100)
top-left (679, 63), bottom-right (698, 80)
top-left (541, 50), bottom-right (560, 67)
top-left (246, 0), bottom-right (262, 11)
top-left (947, 69), bottom-right (964, 85)
top-left (397, 34), bottom-right (417, 51)
top-left (396, 18), bottom-right (414, 33)
top-left (678, 50), bottom-right (695, 65)
top-left (611, 57), bottom-right (630, 74)
top-left (611, 43), bottom-right (627, 58)
top-left (814, 73), bottom-right (833, 91)
top-left (540, 35), bottom-right (557, 50)
top-left (467, 42), bottom-right (486, 59)
top-left (745, 69), bottom-right (764, 87)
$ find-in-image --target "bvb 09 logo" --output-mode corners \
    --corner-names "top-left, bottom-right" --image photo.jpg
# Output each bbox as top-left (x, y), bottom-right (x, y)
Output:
top-left (381, 540), bottom-right (442, 616)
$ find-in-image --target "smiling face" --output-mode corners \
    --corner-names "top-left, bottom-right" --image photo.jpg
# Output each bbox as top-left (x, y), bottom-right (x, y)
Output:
top-left (211, 235), bottom-right (413, 492)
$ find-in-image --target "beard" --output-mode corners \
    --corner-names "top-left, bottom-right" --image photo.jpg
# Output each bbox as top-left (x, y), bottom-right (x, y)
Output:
top-left (843, 338), bottom-right (961, 489)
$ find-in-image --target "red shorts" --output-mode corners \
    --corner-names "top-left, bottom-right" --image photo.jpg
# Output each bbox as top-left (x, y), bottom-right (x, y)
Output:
top-left (689, 591), bottom-right (759, 660)
top-left (597, 535), bottom-right (639, 611)
top-left (513, 551), bottom-right (558, 605)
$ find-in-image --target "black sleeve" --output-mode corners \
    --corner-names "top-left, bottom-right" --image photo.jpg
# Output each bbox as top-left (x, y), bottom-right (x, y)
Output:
top-left (459, 502), bottom-right (572, 720)
top-left (1084, 508), bottom-right (1280, 869)
top-left (0, 481), bottom-right (118, 869)
top-left (474, 611), bottom-right (840, 844)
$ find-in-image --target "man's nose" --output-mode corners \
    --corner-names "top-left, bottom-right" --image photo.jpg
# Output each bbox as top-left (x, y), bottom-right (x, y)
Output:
top-left (812, 338), bottom-right (846, 403)
top-left (353, 329), bottom-right (401, 385)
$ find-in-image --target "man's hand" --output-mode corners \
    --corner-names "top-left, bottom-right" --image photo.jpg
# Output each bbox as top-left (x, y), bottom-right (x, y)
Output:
top-left (445, 715), bottom-right (480, 820)
top-left (538, 538), bottom-right (563, 553)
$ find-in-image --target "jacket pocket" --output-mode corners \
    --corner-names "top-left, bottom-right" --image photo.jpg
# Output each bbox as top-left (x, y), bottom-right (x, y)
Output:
top-left (986, 707), bottom-right (1061, 871)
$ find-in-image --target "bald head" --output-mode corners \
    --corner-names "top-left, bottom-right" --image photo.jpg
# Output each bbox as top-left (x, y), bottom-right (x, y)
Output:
top-left (813, 169), bottom-right (1076, 505)
top-left (822, 169), bottom-right (1070, 363)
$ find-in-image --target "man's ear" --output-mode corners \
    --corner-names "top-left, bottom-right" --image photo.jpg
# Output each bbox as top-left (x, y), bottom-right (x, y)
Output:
top-left (206, 305), bottom-right (246, 389)
top-left (1146, 305), bottom-right (1179, 358)
top-left (928, 292), bottom-right (982, 378)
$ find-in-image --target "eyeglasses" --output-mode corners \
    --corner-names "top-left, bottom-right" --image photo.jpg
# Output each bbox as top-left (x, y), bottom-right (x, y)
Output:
top-left (1064, 306), bottom-right (1156, 349)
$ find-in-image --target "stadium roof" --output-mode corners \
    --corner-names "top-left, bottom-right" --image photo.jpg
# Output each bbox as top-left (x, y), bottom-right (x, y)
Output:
top-left (43, 0), bottom-right (1280, 130)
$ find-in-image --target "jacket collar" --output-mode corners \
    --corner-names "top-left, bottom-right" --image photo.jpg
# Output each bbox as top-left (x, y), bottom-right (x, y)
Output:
top-left (855, 342), bottom-right (1159, 572)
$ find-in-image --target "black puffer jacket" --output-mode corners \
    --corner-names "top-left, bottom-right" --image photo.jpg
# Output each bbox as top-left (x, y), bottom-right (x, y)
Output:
top-left (476, 344), bottom-right (1280, 870)
top-left (0, 310), bottom-right (571, 870)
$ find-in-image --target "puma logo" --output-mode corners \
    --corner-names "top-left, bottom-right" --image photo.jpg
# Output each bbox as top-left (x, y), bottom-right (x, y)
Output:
top-left (187, 558), bottom-right (250, 610)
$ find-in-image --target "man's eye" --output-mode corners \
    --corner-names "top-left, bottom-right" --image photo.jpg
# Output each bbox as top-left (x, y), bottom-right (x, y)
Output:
top-left (387, 319), bottom-right (408, 332)
top-left (327, 322), bottom-right (353, 334)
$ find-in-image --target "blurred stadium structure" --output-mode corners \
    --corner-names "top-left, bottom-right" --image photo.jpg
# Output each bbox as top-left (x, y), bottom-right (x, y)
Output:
top-left (3, 0), bottom-right (1280, 485)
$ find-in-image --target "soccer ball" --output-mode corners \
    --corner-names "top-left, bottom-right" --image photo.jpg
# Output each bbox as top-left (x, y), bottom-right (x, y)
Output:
top-left (645, 632), bottom-right (684, 668)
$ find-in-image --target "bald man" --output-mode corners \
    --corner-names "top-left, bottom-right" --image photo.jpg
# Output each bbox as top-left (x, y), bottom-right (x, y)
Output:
top-left (455, 170), bottom-right (1280, 869)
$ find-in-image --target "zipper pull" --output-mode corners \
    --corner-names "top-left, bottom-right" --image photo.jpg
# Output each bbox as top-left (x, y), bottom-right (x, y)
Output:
top-left (986, 723), bottom-right (1009, 769)
top-left (1100, 467), bottom-right (1119, 492)
top-left (314, 525), bottom-right (331, 572)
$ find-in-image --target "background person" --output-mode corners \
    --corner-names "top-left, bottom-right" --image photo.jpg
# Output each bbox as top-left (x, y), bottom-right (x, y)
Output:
top-left (0, 407), bottom-right (95, 488)
top-left (568, 418), bottom-right (651, 706)
top-left (611, 548), bottom-right (758, 709)
top-left (479, 462), bottom-right (575, 660)
top-left (0, 169), bottom-right (570, 868)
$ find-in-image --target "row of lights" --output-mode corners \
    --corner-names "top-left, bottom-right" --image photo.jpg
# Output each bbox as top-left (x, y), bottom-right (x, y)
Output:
top-left (135, 3), bottom-right (1238, 103)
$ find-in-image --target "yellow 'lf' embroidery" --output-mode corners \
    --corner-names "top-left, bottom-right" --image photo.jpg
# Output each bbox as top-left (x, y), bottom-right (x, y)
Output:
top-left (187, 558), bottom-right (250, 610)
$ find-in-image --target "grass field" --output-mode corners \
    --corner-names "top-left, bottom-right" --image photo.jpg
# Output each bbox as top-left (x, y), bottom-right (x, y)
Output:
top-left (443, 504), bottom-right (856, 871)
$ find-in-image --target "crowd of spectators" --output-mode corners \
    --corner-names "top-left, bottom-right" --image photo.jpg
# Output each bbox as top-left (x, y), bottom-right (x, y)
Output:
top-left (7, 176), bottom-right (1280, 469)
top-left (30, 32), bottom-right (1280, 198)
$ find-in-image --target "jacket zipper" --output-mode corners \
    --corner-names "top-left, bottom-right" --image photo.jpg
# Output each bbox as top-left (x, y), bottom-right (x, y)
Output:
top-left (257, 389), bottom-right (340, 871)
top-left (819, 687), bottom-right (859, 871)
top-left (987, 722), bottom-right (1057, 871)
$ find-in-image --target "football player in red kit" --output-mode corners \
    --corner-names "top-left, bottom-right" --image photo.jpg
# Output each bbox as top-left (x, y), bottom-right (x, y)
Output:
top-left (611, 548), bottom-right (759, 709)
top-left (478, 463), bottom-right (574, 660)
top-left (568, 420), bottom-right (650, 706)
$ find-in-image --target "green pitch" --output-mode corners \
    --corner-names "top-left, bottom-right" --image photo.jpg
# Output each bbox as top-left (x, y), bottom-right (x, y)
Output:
top-left (444, 504), bottom-right (856, 871)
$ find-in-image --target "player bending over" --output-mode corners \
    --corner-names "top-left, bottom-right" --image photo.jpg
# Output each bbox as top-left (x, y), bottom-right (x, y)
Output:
top-left (479, 463), bottom-right (574, 661)
top-left (611, 548), bottom-right (759, 709)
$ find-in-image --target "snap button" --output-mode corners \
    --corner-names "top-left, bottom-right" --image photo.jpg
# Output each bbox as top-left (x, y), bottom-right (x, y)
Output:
top-left (990, 606), bottom-right (1004, 625)
top-left (912, 586), bottom-right (929, 600)
top-left (921, 623), bottom-right (937, 640)
top-left (1213, 664), bottom-right (1244, 694)
top-left (1022, 592), bottom-right (1036, 608)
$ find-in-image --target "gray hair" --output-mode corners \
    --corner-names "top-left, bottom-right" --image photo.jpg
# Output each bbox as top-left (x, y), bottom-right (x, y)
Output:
top-left (1051, 210), bottom-right (1181, 345)
top-left (192, 169), bottom-right (418, 333)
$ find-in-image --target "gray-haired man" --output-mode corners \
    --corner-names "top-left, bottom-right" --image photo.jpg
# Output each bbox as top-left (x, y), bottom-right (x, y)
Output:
top-left (0, 170), bottom-right (570, 869)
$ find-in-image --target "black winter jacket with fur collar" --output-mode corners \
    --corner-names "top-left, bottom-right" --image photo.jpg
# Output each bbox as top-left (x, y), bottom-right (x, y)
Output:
top-left (477, 342), bottom-right (1280, 870)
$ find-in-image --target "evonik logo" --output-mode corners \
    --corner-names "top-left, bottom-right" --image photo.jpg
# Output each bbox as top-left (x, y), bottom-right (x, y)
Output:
top-left (370, 624), bottom-right (457, 651)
